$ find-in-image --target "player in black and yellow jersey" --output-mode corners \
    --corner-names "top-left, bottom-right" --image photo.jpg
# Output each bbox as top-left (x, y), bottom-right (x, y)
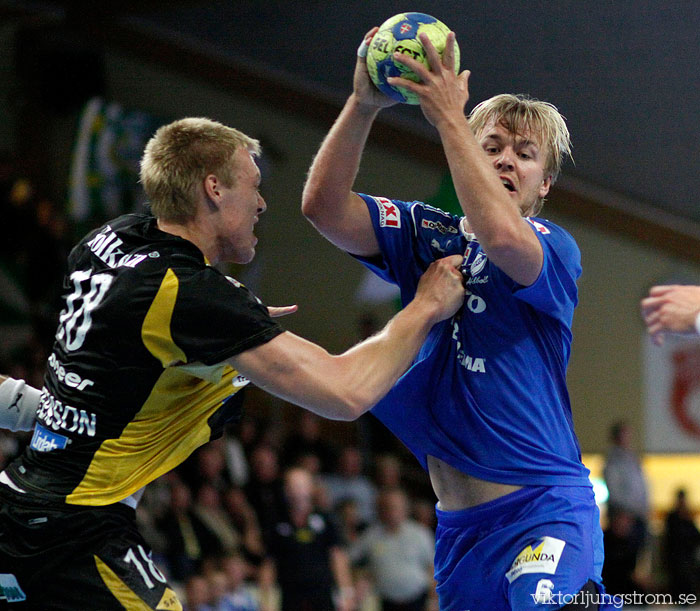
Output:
top-left (0, 117), bottom-right (465, 610)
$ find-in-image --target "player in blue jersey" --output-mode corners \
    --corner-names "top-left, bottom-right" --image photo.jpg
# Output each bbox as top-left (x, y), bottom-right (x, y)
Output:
top-left (302, 28), bottom-right (612, 610)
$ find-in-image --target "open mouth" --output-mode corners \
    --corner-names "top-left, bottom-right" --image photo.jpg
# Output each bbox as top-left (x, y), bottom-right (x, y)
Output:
top-left (501, 178), bottom-right (516, 192)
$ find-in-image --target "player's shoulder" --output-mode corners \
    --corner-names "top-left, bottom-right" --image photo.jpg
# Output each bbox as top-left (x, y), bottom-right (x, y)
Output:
top-left (526, 216), bottom-right (574, 239)
top-left (527, 216), bottom-right (581, 274)
top-left (527, 216), bottom-right (579, 249)
top-left (74, 213), bottom-right (205, 274)
top-left (358, 193), bottom-right (460, 234)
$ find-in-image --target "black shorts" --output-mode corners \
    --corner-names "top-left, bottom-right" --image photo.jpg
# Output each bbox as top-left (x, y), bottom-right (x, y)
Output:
top-left (0, 487), bottom-right (182, 610)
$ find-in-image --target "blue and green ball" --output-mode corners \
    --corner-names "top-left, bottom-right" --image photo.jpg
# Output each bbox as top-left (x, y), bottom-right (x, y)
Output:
top-left (366, 12), bottom-right (460, 105)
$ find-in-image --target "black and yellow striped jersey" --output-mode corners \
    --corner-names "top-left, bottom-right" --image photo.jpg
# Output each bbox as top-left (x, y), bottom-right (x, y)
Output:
top-left (6, 213), bottom-right (283, 507)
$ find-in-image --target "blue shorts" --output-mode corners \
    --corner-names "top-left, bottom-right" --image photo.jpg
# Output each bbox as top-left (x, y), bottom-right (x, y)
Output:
top-left (434, 485), bottom-right (613, 610)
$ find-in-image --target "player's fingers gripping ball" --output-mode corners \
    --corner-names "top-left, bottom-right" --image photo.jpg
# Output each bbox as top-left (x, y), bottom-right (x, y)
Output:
top-left (366, 12), bottom-right (460, 105)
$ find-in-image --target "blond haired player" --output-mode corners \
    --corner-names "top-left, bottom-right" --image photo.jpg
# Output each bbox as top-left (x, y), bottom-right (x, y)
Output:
top-left (302, 27), bottom-right (610, 610)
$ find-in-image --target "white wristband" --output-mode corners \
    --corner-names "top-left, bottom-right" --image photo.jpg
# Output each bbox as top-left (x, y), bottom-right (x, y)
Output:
top-left (695, 311), bottom-right (700, 336)
top-left (0, 378), bottom-right (41, 432)
top-left (357, 38), bottom-right (370, 58)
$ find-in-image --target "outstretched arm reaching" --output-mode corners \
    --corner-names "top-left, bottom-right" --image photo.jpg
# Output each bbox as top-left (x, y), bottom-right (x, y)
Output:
top-left (641, 284), bottom-right (700, 345)
top-left (230, 255), bottom-right (465, 420)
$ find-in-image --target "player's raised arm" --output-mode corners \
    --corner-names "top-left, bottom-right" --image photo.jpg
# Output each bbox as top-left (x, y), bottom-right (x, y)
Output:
top-left (229, 255), bottom-right (464, 420)
top-left (389, 33), bottom-right (568, 287)
top-left (301, 28), bottom-right (396, 257)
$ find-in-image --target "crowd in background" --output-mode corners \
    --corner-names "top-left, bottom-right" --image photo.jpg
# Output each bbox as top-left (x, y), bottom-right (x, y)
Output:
top-left (1, 158), bottom-right (699, 610)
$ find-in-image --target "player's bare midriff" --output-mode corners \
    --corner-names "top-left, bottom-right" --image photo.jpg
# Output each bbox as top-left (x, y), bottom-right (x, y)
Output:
top-left (427, 454), bottom-right (523, 511)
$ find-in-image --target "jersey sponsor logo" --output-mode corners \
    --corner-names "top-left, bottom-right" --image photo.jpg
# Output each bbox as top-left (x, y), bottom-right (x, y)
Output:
top-left (87, 226), bottom-right (152, 268)
top-left (527, 218), bottom-right (551, 235)
top-left (373, 197), bottom-right (401, 228)
top-left (47, 353), bottom-right (95, 391)
top-left (457, 353), bottom-right (486, 372)
top-left (451, 320), bottom-right (487, 372)
top-left (463, 246), bottom-right (488, 277)
top-left (469, 252), bottom-right (488, 276)
top-left (36, 389), bottom-right (97, 438)
top-left (0, 573), bottom-right (26, 603)
top-left (466, 275), bottom-right (489, 285)
top-left (30, 422), bottom-right (70, 452)
top-left (156, 588), bottom-right (182, 610)
top-left (505, 536), bottom-right (566, 582)
top-left (421, 218), bottom-right (458, 234)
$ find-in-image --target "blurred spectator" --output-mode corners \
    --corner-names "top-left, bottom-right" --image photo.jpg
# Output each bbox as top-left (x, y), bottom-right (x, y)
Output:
top-left (223, 428), bottom-right (251, 487)
top-left (602, 509), bottom-right (644, 596)
top-left (220, 552), bottom-right (262, 611)
top-left (198, 441), bottom-right (235, 490)
top-left (374, 454), bottom-right (402, 489)
top-left (207, 570), bottom-right (234, 611)
top-left (244, 444), bottom-right (286, 535)
top-left (663, 488), bottom-right (700, 602)
top-left (222, 487), bottom-right (265, 561)
top-left (282, 411), bottom-right (337, 474)
top-left (603, 421), bottom-right (650, 567)
top-left (322, 445), bottom-right (377, 527)
top-left (295, 450), bottom-right (324, 476)
top-left (411, 498), bottom-right (437, 533)
top-left (184, 574), bottom-right (213, 611)
top-left (336, 498), bottom-right (366, 546)
top-left (264, 467), bottom-right (354, 611)
top-left (350, 487), bottom-right (435, 611)
top-left (193, 483), bottom-right (241, 556)
top-left (157, 479), bottom-right (225, 581)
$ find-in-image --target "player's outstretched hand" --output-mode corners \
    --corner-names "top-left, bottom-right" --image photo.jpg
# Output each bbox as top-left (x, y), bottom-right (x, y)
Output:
top-left (388, 31), bottom-right (470, 128)
top-left (353, 27), bottom-right (400, 110)
top-left (641, 284), bottom-right (700, 346)
top-left (414, 254), bottom-right (465, 323)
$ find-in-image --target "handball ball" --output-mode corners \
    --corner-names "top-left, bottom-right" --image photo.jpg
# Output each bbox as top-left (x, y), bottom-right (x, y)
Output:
top-left (366, 12), bottom-right (460, 105)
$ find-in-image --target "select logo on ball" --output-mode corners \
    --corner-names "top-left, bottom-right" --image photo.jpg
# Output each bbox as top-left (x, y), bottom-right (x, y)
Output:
top-left (366, 12), bottom-right (460, 105)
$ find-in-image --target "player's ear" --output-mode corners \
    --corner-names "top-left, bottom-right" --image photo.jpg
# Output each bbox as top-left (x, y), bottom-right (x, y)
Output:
top-left (203, 174), bottom-right (222, 208)
top-left (539, 175), bottom-right (552, 199)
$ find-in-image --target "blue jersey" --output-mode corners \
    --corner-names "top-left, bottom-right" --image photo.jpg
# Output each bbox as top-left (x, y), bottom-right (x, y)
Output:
top-left (355, 194), bottom-right (590, 487)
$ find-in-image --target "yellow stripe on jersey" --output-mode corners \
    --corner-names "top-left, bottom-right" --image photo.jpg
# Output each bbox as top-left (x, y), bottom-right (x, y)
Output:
top-left (141, 268), bottom-right (187, 367)
top-left (94, 554), bottom-right (153, 610)
top-left (66, 364), bottom-right (240, 505)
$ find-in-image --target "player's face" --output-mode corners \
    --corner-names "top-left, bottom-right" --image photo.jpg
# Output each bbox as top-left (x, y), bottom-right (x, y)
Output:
top-left (478, 120), bottom-right (552, 216)
top-left (218, 148), bottom-right (266, 264)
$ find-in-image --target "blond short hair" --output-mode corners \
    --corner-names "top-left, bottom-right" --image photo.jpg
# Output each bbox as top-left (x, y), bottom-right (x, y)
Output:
top-left (468, 94), bottom-right (572, 215)
top-left (140, 117), bottom-right (260, 221)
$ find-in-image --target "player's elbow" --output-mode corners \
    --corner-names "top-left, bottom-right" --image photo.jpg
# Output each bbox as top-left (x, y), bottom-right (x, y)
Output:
top-left (326, 392), bottom-right (371, 422)
top-left (300, 183), bottom-right (323, 221)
